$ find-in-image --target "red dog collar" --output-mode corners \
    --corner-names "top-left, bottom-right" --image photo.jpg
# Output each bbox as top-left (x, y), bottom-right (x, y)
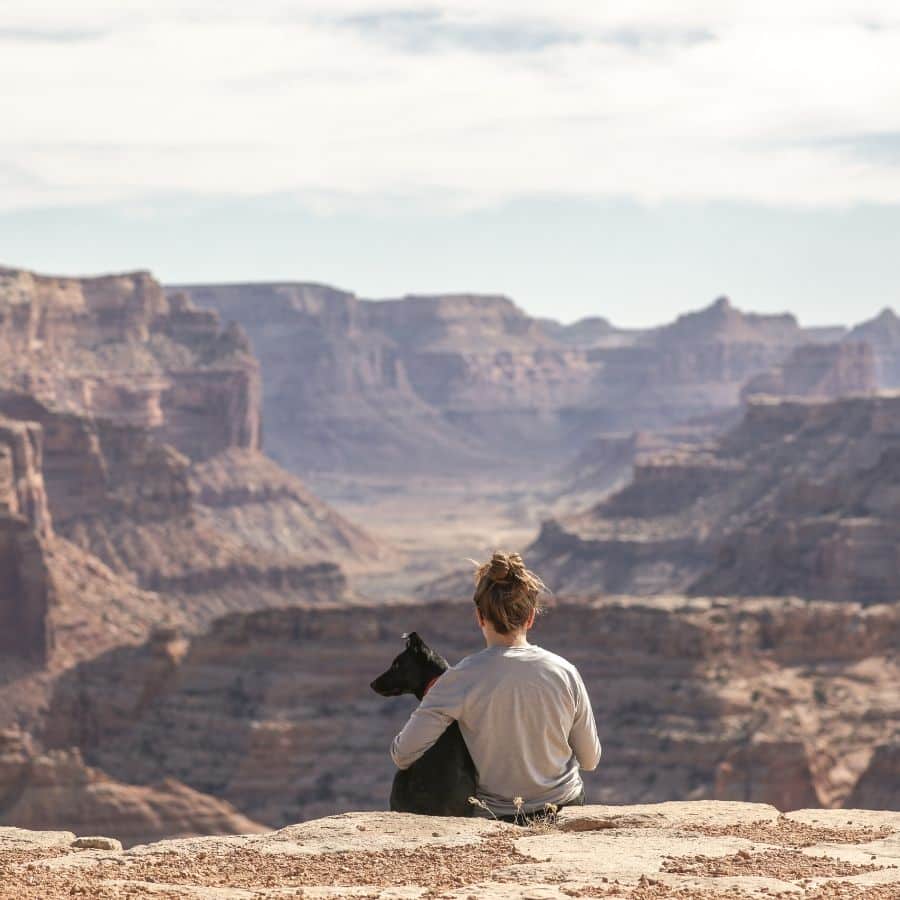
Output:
top-left (422, 676), bottom-right (440, 697)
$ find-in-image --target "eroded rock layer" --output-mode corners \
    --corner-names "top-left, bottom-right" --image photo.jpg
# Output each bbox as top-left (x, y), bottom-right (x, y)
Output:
top-left (0, 727), bottom-right (264, 847)
top-left (173, 285), bottom-right (833, 477)
top-left (42, 598), bottom-right (900, 827)
top-left (0, 267), bottom-right (261, 460)
top-left (531, 393), bottom-right (900, 603)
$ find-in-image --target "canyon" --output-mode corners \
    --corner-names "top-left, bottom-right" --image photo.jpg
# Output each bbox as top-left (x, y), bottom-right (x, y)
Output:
top-left (1, 262), bottom-right (899, 851)
top-left (0, 266), bottom-right (395, 845)
top-left (39, 598), bottom-right (900, 827)
top-left (529, 393), bottom-right (900, 603)
top-left (172, 284), bottom-right (857, 482)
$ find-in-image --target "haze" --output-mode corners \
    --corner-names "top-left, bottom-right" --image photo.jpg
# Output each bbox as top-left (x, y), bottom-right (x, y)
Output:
top-left (2, 1), bottom-right (900, 325)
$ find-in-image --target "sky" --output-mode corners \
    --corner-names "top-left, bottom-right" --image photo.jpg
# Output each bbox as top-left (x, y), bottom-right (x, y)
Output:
top-left (1, 1), bottom-right (899, 327)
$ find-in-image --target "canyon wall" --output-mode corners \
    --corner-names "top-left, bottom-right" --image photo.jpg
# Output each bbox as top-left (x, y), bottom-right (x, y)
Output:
top-left (0, 267), bottom-right (392, 644)
top-left (173, 285), bottom-right (833, 477)
top-left (0, 727), bottom-right (265, 847)
top-left (0, 417), bottom-right (54, 662)
top-left (530, 393), bottom-right (900, 603)
top-left (0, 268), bottom-right (261, 461)
top-left (847, 307), bottom-right (900, 386)
top-left (741, 341), bottom-right (877, 401)
top-left (42, 597), bottom-right (900, 827)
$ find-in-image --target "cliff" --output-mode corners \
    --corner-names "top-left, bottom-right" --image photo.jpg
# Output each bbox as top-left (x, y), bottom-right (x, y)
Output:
top-left (531, 393), bottom-right (900, 602)
top-left (741, 342), bottom-right (877, 401)
top-left (0, 416), bottom-right (53, 661)
top-left (847, 307), bottom-right (900, 387)
top-left (40, 597), bottom-right (900, 829)
top-left (0, 265), bottom-right (394, 647)
top-left (2, 802), bottom-right (898, 899)
top-left (0, 728), bottom-right (264, 848)
top-left (0, 267), bottom-right (261, 461)
top-left (171, 286), bottom-right (828, 478)
top-left (0, 392), bottom-right (377, 631)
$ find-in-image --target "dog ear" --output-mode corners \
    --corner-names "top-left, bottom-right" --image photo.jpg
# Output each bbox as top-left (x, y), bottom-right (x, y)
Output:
top-left (405, 631), bottom-right (424, 649)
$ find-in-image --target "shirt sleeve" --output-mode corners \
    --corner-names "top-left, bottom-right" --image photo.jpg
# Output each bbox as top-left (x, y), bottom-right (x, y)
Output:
top-left (569, 671), bottom-right (602, 771)
top-left (390, 670), bottom-right (466, 770)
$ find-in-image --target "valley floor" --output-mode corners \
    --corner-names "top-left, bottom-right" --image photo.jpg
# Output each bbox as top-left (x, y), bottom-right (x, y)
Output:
top-left (309, 471), bottom-right (593, 600)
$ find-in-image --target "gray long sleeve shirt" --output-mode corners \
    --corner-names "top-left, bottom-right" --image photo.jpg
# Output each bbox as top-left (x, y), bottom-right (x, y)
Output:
top-left (390, 643), bottom-right (601, 815)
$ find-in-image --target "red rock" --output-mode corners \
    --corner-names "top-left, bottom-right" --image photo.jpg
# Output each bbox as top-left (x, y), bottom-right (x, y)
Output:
top-left (0, 728), bottom-right (265, 847)
top-left (172, 285), bottom-right (820, 476)
top-left (531, 393), bottom-right (900, 603)
top-left (40, 598), bottom-right (900, 825)
top-left (741, 342), bottom-right (877, 401)
top-left (846, 745), bottom-right (900, 810)
top-left (0, 266), bottom-right (261, 461)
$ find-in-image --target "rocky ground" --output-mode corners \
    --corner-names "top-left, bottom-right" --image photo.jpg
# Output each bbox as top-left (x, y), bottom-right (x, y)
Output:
top-left (2, 802), bottom-right (898, 899)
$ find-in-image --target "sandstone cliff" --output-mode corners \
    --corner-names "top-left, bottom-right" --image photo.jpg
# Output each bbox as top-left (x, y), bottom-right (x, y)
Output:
top-left (2, 801), bottom-right (899, 899)
top-left (531, 393), bottom-right (900, 603)
top-left (0, 267), bottom-right (261, 461)
top-left (0, 392), bottom-right (376, 632)
top-left (741, 342), bottom-right (877, 401)
top-left (172, 285), bottom-right (831, 478)
top-left (0, 416), bottom-right (54, 662)
top-left (847, 307), bottom-right (900, 387)
top-left (0, 727), bottom-right (264, 848)
top-left (0, 265), bottom-right (394, 644)
top-left (40, 597), bottom-right (900, 827)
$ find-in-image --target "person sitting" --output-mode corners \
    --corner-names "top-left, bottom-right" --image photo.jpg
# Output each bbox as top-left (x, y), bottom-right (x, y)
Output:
top-left (390, 551), bottom-right (601, 822)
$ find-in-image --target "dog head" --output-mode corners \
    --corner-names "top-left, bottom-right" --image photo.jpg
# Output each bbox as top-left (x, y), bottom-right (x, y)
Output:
top-left (370, 632), bottom-right (448, 698)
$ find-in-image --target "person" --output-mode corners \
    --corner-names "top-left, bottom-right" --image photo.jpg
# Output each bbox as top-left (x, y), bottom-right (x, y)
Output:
top-left (390, 551), bottom-right (601, 822)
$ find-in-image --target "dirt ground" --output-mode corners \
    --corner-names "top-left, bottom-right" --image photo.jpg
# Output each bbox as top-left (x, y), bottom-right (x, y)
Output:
top-left (3, 802), bottom-right (899, 900)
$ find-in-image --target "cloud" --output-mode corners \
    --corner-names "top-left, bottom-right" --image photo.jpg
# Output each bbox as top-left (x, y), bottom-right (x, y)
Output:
top-left (822, 132), bottom-right (900, 164)
top-left (336, 9), bottom-right (581, 54)
top-left (0, 27), bottom-right (105, 43)
top-left (1, 2), bottom-right (900, 212)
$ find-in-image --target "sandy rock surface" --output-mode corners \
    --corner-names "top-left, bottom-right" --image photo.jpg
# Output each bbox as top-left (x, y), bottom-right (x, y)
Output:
top-left (2, 801), bottom-right (898, 899)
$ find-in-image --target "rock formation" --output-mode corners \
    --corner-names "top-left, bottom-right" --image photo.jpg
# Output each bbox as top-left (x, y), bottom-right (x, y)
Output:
top-left (0, 266), bottom-right (393, 645)
top-left (847, 745), bottom-right (900, 810)
top-left (0, 390), bottom-right (377, 635)
top-left (41, 597), bottom-right (900, 827)
top-left (0, 416), bottom-right (54, 661)
top-left (0, 727), bottom-right (264, 847)
top-left (172, 285), bottom-right (830, 478)
top-left (531, 393), bottom-right (900, 603)
top-left (0, 267), bottom-right (261, 460)
top-left (741, 341), bottom-right (877, 401)
top-left (3, 803), bottom-right (899, 899)
top-left (847, 307), bottom-right (900, 386)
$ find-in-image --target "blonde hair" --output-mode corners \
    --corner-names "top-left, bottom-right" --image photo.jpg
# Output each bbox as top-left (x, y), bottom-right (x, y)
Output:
top-left (472, 551), bottom-right (546, 635)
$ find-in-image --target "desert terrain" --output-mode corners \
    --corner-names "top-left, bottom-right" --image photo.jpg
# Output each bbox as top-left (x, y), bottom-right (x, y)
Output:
top-left (1, 263), bottom-right (898, 860)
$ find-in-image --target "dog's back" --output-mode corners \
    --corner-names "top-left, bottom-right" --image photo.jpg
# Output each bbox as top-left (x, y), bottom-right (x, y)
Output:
top-left (371, 633), bottom-right (477, 817)
top-left (390, 721), bottom-right (476, 816)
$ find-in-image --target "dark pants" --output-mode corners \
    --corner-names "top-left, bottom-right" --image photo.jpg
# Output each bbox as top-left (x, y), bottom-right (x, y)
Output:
top-left (497, 786), bottom-right (585, 825)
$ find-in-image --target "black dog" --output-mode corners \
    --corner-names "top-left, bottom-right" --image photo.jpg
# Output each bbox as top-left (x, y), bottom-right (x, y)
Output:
top-left (370, 632), bottom-right (477, 816)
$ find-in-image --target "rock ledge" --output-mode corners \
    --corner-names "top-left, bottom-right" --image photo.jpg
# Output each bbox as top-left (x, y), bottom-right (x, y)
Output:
top-left (2, 801), bottom-right (899, 898)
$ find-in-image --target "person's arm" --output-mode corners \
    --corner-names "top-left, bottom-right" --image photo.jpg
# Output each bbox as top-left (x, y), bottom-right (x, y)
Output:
top-left (390, 672), bottom-right (466, 770)
top-left (569, 671), bottom-right (602, 771)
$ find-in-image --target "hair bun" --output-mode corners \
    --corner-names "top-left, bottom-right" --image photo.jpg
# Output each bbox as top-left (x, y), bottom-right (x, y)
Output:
top-left (487, 552), bottom-right (511, 582)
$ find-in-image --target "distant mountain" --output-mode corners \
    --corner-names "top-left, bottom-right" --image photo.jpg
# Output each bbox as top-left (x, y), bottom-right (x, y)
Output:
top-left (651, 295), bottom-right (802, 346)
top-left (172, 283), bottom-right (831, 478)
top-left (846, 307), bottom-right (900, 386)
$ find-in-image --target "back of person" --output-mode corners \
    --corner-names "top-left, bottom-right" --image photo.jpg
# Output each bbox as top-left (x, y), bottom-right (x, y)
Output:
top-left (390, 551), bottom-right (601, 818)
